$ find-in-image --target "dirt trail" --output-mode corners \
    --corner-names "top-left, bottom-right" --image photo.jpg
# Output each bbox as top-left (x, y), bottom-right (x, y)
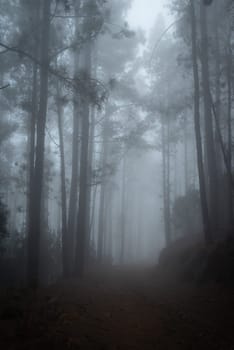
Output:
top-left (0, 267), bottom-right (234, 349)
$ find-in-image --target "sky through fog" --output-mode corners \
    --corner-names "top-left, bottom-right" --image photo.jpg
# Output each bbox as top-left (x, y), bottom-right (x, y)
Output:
top-left (127, 0), bottom-right (171, 36)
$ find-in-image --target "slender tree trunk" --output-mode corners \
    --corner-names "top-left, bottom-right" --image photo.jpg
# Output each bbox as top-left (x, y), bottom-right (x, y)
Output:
top-left (27, 0), bottom-right (51, 288)
top-left (67, 0), bottom-right (81, 275)
top-left (107, 186), bottom-right (113, 263)
top-left (166, 116), bottom-right (171, 239)
top-left (57, 90), bottom-right (69, 278)
top-left (97, 113), bottom-right (108, 262)
top-left (162, 120), bottom-right (168, 245)
top-left (227, 43), bottom-right (233, 226)
top-left (184, 115), bottom-right (189, 194)
top-left (214, 0), bottom-right (221, 157)
top-left (26, 1), bottom-right (40, 285)
top-left (214, 2), bottom-right (223, 228)
top-left (90, 183), bottom-right (98, 250)
top-left (28, 62), bottom-right (38, 230)
top-left (86, 107), bottom-right (95, 261)
top-left (120, 149), bottom-right (126, 263)
top-left (200, 0), bottom-right (218, 233)
top-left (136, 193), bottom-right (142, 258)
top-left (74, 42), bottom-right (91, 278)
top-left (162, 116), bottom-right (171, 245)
top-left (67, 104), bottom-right (80, 273)
top-left (190, 0), bottom-right (212, 244)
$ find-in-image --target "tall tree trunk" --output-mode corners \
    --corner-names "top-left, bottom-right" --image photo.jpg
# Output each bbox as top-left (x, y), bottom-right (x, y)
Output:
top-left (67, 0), bottom-right (82, 275)
top-left (214, 0), bottom-right (221, 158)
top-left (97, 113), bottom-right (108, 262)
top-left (86, 107), bottom-right (95, 261)
top-left (120, 149), bottom-right (126, 263)
top-left (57, 91), bottom-right (69, 278)
top-left (27, 0), bottom-right (51, 288)
top-left (162, 117), bottom-right (171, 246)
top-left (200, 0), bottom-right (218, 233)
top-left (90, 183), bottom-right (98, 250)
top-left (136, 193), bottom-right (142, 258)
top-left (107, 185), bottom-right (113, 263)
top-left (213, 2), bottom-right (223, 228)
top-left (67, 104), bottom-right (80, 273)
top-left (184, 114), bottom-right (189, 194)
top-left (166, 116), bottom-right (171, 240)
top-left (26, 1), bottom-right (40, 284)
top-left (190, 0), bottom-right (211, 244)
top-left (74, 42), bottom-right (91, 278)
top-left (28, 60), bottom-right (38, 232)
top-left (227, 41), bottom-right (233, 226)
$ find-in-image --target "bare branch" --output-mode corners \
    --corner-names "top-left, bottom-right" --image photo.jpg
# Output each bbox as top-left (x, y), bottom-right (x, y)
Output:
top-left (0, 42), bottom-right (108, 105)
top-left (0, 84), bottom-right (10, 90)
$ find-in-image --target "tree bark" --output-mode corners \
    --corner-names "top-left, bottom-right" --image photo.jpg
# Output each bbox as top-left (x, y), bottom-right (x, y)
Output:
top-left (74, 41), bottom-right (91, 278)
top-left (190, 0), bottom-right (212, 244)
top-left (86, 107), bottom-right (95, 261)
top-left (67, 0), bottom-right (82, 275)
top-left (27, 0), bottom-right (51, 288)
top-left (184, 114), bottom-right (189, 194)
top-left (120, 149), bottom-right (126, 263)
top-left (57, 89), bottom-right (69, 278)
top-left (227, 41), bottom-right (233, 226)
top-left (200, 0), bottom-right (218, 233)
top-left (162, 117), bottom-right (171, 245)
top-left (97, 112), bottom-right (108, 262)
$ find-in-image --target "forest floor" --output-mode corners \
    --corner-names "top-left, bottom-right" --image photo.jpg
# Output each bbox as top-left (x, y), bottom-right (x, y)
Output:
top-left (0, 266), bottom-right (234, 350)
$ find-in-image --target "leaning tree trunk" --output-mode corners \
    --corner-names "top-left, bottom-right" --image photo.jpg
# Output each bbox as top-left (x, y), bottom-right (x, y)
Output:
top-left (27, 0), bottom-right (51, 288)
top-left (190, 0), bottom-right (212, 244)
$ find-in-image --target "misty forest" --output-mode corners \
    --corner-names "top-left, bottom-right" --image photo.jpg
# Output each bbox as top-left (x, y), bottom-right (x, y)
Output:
top-left (0, 0), bottom-right (234, 348)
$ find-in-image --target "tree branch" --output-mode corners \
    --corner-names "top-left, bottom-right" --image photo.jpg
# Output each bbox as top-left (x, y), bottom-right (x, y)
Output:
top-left (0, 84), bottom-right (10, 90)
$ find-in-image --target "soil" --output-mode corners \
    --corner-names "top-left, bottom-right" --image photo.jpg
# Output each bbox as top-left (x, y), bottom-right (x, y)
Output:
top-left (0, 266), bottom-right (234, 349)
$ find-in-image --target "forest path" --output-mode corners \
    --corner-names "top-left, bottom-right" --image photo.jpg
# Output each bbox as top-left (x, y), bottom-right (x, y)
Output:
top-left (1, 266), bottom-right (234, 349)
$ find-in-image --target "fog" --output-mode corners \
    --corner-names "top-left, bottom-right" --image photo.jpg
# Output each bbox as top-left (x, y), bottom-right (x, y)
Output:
top-left (128, 0), bottom-right (171, 34)
top-left (0, 1), bottom-right (234, 348)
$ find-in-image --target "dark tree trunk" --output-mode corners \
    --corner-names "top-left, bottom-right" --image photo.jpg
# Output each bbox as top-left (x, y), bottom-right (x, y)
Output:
top-left (27, 0), bottom-right (51, 288)
top-left (120, 149), bottom-right (126, 263)
top-left (166, 116), bottom-right (171, 240)
top-left (67, 113), bottom-right (79, 268)
top-left (190, 0), bottom-right (212, 244)
top-left (67, 103), bottom-right (80, 274)
top-left (86, 107), bottom-right (95, 261)
top-left (107, 185), bottom-right (113, 262)
top-left (184, 114), bottom-right (189, 194)
top-left (67, 0), bottom-right (82, 275)
top-left (26, 1), bottom-right (40, 283)
top-left (74, 42), bottom-right (91, 278)
top-left (27, 56), bottom-right (38, 238)
top-left (97, 113), bottom-right (108, 262)
top-left (227, 43), bottom-right (233, 226)
top-left (162, 118), bottom-right (171, 246)
top-left (200, 0), bottom-right (218, 232)
top-left (57, 90), bottom-right (69, 278)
